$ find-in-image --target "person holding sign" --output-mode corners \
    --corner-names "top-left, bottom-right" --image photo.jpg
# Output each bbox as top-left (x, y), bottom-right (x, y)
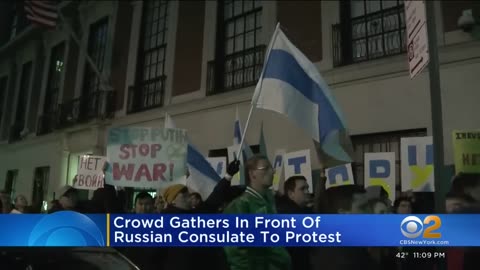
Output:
top-left (224, 155), bottom-right (291, 270)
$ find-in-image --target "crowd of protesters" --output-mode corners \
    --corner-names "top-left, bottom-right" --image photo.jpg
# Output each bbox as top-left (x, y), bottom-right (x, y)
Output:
top-left (0, 154), bottom-right (479, 270)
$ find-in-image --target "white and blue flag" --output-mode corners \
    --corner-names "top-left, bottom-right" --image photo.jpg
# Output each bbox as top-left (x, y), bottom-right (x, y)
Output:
top-left (252, 24), bottom-right (352, 163)
top-left (164, 113), bottom-right (221, 199)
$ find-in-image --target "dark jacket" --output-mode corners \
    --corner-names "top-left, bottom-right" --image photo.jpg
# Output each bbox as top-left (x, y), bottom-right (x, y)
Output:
top-left (275, 196), bottom-right (312, 270)
top-left (159, 178), bottom-right (233, 270)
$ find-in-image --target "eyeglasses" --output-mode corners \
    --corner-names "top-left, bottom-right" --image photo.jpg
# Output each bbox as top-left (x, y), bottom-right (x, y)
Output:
top-left (254, 165), bottom-right (274, 171)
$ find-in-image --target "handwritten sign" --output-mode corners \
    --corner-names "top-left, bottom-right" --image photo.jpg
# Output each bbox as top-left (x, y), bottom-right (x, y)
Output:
top-left (284, 149), bottom-right (313, 193)
top-left (452, 130), bottom-right (480, 173)
top-left (105, 127), bottom-right (188, 188)
top-left (364, 152), bottom-right (396, 202)
top-left (401, 136), bottom-right (434, 192)
top-left (75, 155), bottom-right (106, 190)
top-left (325, 163), bottom-right (354, 189)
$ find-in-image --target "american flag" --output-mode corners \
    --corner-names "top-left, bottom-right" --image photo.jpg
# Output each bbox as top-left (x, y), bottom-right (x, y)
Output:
top-left (24, 0), bottom-right (59, 28)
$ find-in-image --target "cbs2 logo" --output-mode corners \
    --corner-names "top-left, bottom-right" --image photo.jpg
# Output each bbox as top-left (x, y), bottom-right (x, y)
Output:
top-left (400, 215), bottom-right (442, 239)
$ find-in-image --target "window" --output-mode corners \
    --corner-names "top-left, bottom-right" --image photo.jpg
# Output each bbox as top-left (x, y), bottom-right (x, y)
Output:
top-left (83, 18), bottom-right (108, 95)
top-left (0, 76), bottom-right (7, 129)
top-left (5, 169), bottom-right (18, 199)
top-left (208, 0), bottom-right (265, 94)
top-left (350, 129), bottom-right (427, 186)
top-left (10, 4), bottom-right (17, 40)
top-left (15, 62), bottom-right (33, 129)
top-left (333, 0), bottom-right (407, 66)
top-left (44, 42), bottom-right (65, 113)
top-left (32, 166), bottom-right (49, 213)
top-left (130, 0), bottom-right (169, 112)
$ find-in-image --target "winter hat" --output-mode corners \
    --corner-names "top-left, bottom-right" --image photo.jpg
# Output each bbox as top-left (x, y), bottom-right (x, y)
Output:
top-left (163, 184), bottom-right (188, 204)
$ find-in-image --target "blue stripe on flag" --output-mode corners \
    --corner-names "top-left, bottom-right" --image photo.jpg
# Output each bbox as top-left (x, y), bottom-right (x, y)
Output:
top-left (263, 49), bottom-right (344, 142)
top-left (234, 120), bottom-right (242, 144)
top-left (187, 144), bottom-right (222, 182)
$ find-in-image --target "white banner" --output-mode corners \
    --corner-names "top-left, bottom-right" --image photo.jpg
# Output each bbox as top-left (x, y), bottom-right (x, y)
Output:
top-left (364, 152), bottom-right (396, 202)
top-left (401, 136), bottom-right (434, 192)
top-left (75, 155), bottom-right (106, 190)
top-left (325, 163), bottom-right (354, 190)
top-left (283, 149), bottom-right (313, 193)
top-left (271, 149), bottom-right (286, 191)
top-left (105, 127), bottom-right (188, 189)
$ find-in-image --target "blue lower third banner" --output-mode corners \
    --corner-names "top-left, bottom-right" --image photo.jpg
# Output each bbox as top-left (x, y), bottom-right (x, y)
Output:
top-left (1, 212), bottom-right (480, 247)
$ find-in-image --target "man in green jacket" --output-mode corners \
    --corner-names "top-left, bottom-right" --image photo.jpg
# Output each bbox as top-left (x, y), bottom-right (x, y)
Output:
top-left (224, 155), bottom-right (291, 270)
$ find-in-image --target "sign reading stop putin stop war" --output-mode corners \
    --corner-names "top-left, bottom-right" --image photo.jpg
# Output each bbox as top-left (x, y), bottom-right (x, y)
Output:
top-left (75, 155), bottom-right (106, 190)
top-left (105, 127), bottom-right (188, 189)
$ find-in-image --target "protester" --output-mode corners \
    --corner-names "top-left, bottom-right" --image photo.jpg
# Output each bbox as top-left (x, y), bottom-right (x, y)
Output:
top-left (276, 175), bottom-right (311, 270)
top-left (311, 185), bottom-right (379, 270)
top-left (48, 185), bottom-right (78, 213)
top-left (224, 155), bottom-right (291, 270)
top-left (448, 173), bottom-right (480, 270)
top-left (451, 173), bottom-right (480, 202)
top-left (368, 198), bottom-right (390, 214)
top-left (154, 194), bottom-right (165, 213)
top-left (393, 197), bottom-right (413, 214)
top-left (189, 192), bottom-right (202, 209)
top-left (134, 192), bottom-right (154, 214)
top-left (90, 185), bottom-right (125, 213)
top-left (158, 159), bottom-right (240, 270)
top-left (10, 195), bottom-right (28, 214)
top-left (0, 190), bottom-right (12, 213)
top-left (445, 192), bottom-right (474, 213)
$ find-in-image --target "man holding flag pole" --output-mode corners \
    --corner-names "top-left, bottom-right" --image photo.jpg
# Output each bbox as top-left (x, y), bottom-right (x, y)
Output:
top-left (236, 22), bottom-right (353, 204)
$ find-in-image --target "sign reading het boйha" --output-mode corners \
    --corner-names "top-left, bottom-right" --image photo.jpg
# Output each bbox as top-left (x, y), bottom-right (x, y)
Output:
top-left (105, 127), bottom-right (188, 189)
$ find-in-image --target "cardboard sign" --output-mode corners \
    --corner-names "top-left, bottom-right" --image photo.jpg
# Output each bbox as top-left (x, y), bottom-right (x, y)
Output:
top-left (401, 136), bottom-right (434, 192)
top-left (364, 152), bottom-right (396, 202)
top-left (325, 163), bottom-right (354, 190)
top-left (207, 157), bottom-right (227, 177)
top-left (272, 149), bottom-right (286, 191)
top-left (75, 155), bottom-right (106, 190)
top-left (283, 149), bottom-right (313, 193)
top-left (452, 130), bottom-right (480, 173)
top-left (227, 145), bottom-right (244, 186)
top-left (105, 127), bottom-right (188, 189)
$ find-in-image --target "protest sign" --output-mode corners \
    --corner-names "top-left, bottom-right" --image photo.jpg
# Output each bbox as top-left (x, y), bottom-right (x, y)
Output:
top-left (364, 152), bottom-right (396, 202)
top-left (325, 163), bottom-right (354, 190)
top-left (284, 149), bottom-right (313, 193)
top-left (74, 155), bottom-right (106, 190)
top-left (105, 127), bottom-right (188, 189)
top-left (206, 157), bottom-right (227, 177)
top-left (272, 149), bottom-right (286, 191)
top-left (401, 136), bottom-right (434, 192)
top-left (452, 130), bottom-right (480, 173)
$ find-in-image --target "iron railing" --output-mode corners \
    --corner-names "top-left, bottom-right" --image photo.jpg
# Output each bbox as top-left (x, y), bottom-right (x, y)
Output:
top-left (8, 122), bottom-right (23, 143)
top-left (332, 5), bottom-right (407, 67)
top-left (127, 76), bottom-right (166, 114)
top-left (207, 45), bottom-right (265, 95)
top-left (58, 90), bottom-right (115, 128)
top-left (36, 112), bottom-right (59, 136)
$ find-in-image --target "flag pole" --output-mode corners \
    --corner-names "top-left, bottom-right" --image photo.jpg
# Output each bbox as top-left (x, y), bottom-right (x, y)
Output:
top-left (57, 10), bottom-right (113, 91)
top-left (237, 23), bottom-right (281, 160)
